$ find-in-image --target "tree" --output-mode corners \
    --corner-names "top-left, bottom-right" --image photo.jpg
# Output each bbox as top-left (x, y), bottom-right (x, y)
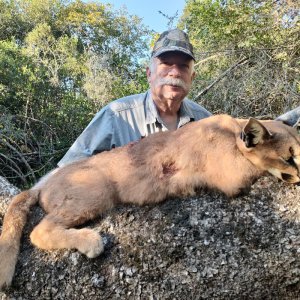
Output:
top-left (180, 0), bottom-right (300, 117)
top-left (0, 0), bottom-right (151, 186)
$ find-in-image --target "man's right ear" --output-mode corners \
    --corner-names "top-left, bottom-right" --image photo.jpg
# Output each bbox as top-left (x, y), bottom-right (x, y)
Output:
top-left (146, 67), bottom-right (151, 83)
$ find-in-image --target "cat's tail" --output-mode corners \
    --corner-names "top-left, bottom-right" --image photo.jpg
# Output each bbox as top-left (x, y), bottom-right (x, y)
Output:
top-left (0, 190), bottom-right (39, 290)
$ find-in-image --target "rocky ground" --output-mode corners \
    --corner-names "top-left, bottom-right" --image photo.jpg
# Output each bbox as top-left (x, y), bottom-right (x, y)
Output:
top-left (1, 175), bottom-right (300, 299)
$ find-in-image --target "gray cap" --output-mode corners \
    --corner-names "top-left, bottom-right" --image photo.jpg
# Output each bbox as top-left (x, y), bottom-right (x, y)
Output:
top-left (151, 28), bottom-right (195, 61)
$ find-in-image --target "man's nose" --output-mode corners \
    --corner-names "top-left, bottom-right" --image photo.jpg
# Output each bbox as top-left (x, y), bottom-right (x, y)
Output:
top-left (168, 65), bottom-right (181, 77)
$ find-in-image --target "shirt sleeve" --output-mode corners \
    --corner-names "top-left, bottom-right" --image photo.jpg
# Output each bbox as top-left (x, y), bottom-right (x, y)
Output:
top-left (57, 107), bottom-right (114, 167)
top-left (275, 106), bottom-right (300, 127)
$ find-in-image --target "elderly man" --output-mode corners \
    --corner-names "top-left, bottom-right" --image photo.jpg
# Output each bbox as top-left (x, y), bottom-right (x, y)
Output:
top-left (58, 28), bottom-right (299, 167)
top-left (58, 29), bottom-right (211, 167)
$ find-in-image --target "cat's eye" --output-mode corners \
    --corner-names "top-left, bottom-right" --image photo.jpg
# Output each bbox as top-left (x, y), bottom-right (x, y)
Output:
top-left (283, 147), bottom-right (297, 167)
top-left (286, 156), bottom-right (296, 167)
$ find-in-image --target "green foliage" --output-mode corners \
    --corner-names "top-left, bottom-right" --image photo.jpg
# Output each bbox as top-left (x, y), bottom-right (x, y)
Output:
top-left (25, 22), bottom-right (82, 86)
top-left (184, 0), bottom-right (276, 49)
top-left (0, 40), bottom-right (28, 113)
top-left (181, 0), bottom-right (300, 117)
top-left (0, 0), bottom-right (151, 187)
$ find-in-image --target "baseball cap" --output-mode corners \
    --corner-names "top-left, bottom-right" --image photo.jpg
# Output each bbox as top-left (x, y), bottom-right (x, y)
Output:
top-left (151, 28), bottom-right (195, 61)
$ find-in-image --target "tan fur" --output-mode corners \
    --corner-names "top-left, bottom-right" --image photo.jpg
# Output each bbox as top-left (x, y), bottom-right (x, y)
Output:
top-left (1, 114), bottom-right (300, 289)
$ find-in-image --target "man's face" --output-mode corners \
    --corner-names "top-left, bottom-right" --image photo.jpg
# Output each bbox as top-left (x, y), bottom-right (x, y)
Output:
top-left (147, 52), bottom-right (195, 103)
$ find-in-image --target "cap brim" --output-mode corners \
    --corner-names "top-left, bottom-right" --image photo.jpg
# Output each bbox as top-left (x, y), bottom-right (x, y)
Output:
top-left (152, 46), bottom-right (195, 61)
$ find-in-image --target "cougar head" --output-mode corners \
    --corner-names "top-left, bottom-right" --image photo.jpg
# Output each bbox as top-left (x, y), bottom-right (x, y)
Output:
top-left (238, 118), bottom-right (300, 184)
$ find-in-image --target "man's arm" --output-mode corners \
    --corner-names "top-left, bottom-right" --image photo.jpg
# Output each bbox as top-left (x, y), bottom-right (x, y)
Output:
top-left (57, 107), bottom-right (114, 167)
top-left (275, 106), bottom-right (300, 127)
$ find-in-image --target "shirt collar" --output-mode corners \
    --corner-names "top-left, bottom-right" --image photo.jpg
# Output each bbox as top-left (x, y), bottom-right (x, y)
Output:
top-left (145, 90), bottom-right (195, 128)
top-left (178, 99), bottom-right (195, 127)
top-left (145, 90), bottom-right (159, 124)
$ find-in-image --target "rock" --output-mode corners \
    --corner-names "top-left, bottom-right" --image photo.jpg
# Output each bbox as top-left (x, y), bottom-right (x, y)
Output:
top-left (0, 175), bottom-right (20, 214)
top-left (0, 176), bottom-right (300, 299)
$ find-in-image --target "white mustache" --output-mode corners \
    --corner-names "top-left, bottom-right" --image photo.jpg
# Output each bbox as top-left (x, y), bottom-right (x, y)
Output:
top-left (158, 78), bottom-right (188, 91)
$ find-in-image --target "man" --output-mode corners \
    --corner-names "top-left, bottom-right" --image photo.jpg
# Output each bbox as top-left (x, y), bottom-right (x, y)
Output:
top-left (58, 29), bottom-right (211, 167)
top-left (58, 28), bottom-right (299, 167)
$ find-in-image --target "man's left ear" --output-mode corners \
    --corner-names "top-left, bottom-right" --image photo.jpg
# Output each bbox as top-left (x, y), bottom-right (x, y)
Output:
top-left (191, 71), bottom-right (196, 81)
top-left (241, 118), bottom-right (272, 148)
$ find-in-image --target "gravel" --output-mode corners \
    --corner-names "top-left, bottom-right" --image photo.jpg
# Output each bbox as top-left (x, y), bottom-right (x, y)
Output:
top-left (0, 175), bottom-right (300, 299)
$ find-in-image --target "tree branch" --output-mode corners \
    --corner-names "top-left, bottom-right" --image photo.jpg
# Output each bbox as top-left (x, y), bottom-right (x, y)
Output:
top-left (194, 57), bottom-right (249, 102)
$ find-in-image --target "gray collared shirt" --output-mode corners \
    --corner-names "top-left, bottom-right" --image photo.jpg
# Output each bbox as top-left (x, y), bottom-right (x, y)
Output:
top-left (275, 106), bottom-right (300, 127)
top-left (58, 90), bottom-right (212, 167)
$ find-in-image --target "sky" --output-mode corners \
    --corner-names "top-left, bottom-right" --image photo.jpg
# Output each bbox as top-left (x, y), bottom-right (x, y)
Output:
top-left (99, 0), bottom-right (187, 33)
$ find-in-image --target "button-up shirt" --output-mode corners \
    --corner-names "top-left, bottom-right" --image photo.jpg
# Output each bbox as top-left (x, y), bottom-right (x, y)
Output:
top-left (58, 90), bottom-right (212, 167)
